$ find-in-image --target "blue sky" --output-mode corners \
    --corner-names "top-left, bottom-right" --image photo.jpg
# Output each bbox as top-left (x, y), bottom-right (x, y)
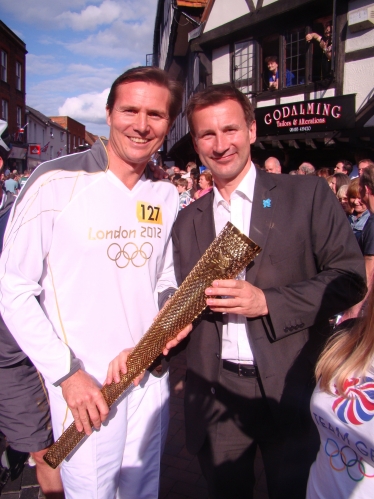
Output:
top-left (0, 0), bottom-right (157, 135)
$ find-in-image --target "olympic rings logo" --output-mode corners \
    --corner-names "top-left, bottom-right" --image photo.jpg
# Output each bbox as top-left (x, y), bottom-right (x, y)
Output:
top-left (325, 438), bottom-right (374, 482)
top-left (107, 242), bottom-right (153, 268)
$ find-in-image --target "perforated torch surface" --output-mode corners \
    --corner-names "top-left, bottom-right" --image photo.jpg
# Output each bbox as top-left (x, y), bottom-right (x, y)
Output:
top-left (44, 222), bottom-right (262, 468)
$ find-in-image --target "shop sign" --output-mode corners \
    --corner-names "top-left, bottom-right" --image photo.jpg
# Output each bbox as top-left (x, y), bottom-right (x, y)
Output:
top-left (9, 146), bottom-right (27, 160)
top-left (255, 94), bottom-right (355, 136)
top-left (29, 145), bottom-right (41, 155)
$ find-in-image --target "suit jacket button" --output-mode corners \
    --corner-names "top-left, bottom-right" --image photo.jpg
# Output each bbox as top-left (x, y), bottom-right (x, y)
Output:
top-left (211, 387), bottom-right (215, 395)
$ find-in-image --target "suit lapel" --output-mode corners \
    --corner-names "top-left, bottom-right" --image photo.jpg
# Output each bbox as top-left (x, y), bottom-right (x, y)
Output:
top-left (193, 191), bottom-right (216, 258)
top-left (247, 169), bottom-right (278, 285)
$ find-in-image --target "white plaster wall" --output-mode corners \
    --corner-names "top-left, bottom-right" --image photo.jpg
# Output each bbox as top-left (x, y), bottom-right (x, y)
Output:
top-left (280, 94), bottom-right (305, 104)
top-left (343, 58), bottom-right (374, 112)
top-left (346, 0), bottom-right (374, 51)
top-left (205, 0), bottom-right (249, 32)
top-left (309, 89), bottom-right (336, 99)
top-left (212, 45), bottom-right (231, 84)
top-left (256, 99), bottom-right (276, 107)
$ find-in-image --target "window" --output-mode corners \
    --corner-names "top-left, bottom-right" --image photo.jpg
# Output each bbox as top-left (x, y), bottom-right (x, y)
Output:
top-left (262, 35), bottom-right (280, 91)
top-left (50, 145), bottom-right (53, 160)
top-left (1, 99), bottom-right (8, 121)
top-left (60, 131), bottom-right (64, 141)
top-left (16, 107), bottom-right (22, 127)
top-left (15, 62), bottom-right (22, 90)
top-left (262, 31), bottom-right (306, 91)
top-left (50, 127), bottom-right (54, 137)
top-left (34, 123), bottom-right (37, 142)
top-left (1, 51), bottom-right (7, 82)
top-left (309, 17), bottom-right (333, 81)
top-left (284, 29), bottom-right (306, 86)
top-left (233, 40), bottom-right (257, 96)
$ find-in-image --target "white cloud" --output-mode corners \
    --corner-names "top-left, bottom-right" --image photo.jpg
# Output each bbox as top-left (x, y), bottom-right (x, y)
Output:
top-left (56, 0), bottom-right (122, 31)
top-left (0, 0), bottom-right (156, 31)
top-left (64, 18), bottom-right (155, 61)
top-left (58, 89), bottom-right (110, 124)
top-left (0, 0), bottom-right (92, 27)
top-left (27, 54), bottom-right (64, 75)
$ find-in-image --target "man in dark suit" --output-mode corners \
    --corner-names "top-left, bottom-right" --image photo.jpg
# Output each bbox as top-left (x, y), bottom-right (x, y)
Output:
top-left (172, 85), bottom-right (366, 499)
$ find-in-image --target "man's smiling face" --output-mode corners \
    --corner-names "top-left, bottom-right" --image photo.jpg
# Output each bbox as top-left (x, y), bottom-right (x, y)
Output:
top-left (191, 99), bottom-right (256, 187)
top-left (106, 81), bottom-right (171, 171)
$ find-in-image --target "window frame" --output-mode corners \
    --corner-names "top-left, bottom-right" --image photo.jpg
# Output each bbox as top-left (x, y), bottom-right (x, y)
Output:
top-left (1, 50), bottom-right (7, 82)
top-left (232, 38), bottom-right (259, 97)
top-left (15, 61), bottom-right (22, 91)
top-left (16, 106), bottom-right (22, 128)
top-left (1, 99), bottom-right (8, 121)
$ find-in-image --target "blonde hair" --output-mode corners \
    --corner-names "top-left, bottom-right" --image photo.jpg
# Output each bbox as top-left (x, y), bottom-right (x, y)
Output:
top-left (316, 287), bottom-right (374, 396)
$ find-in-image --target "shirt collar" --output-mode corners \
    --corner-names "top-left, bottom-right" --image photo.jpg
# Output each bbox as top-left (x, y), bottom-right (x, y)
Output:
top-left (213, 163), bottom-right (256, 209)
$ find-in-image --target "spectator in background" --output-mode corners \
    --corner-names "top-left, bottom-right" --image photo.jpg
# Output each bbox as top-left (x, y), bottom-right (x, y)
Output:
top-left (265, 55), bottom-right (295, 89)
top-left (316, 168), bottom-right (331, 178)
top-left (189, 168), bottom-right (200, 198)
top-left (4, 174), bottom-right (19, 195)
top-left (358, 159), bottom-right (374, 176)
top-left (334, 160), bottom-right (353, 176)
top-left (186, 177), bottom-right (195, 198)
top-left (336, 185), bottom-right (352, 216)
top-left (297, 162), bottom-right (316, 175)
top-left (186, 162), bottom-right (197, 173)
top-left (289, 170), bottom-right (298, 175)
top-left (342, 168), bottom-right (374, 320)
top-left (194, 170), bottom-right (213, 200)
top-left (307, 284), bottom-right (374, 499)
top-left (329, 172), bottom-right (350, 195)
top-left (347, 178), bottom-right (369, 244)
top-left (306, 21), bottom-right (332, 62)
top-left (264, 157), bottom-right (282, 174)
top-left (175, 178), bottom-right (193, 211)
top-left (19, 170), bottom-right (31, 190)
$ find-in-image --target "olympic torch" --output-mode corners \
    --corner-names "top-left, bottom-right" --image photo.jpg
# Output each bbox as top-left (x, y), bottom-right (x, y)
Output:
top-left (44, 222), bottom-right (261, 468)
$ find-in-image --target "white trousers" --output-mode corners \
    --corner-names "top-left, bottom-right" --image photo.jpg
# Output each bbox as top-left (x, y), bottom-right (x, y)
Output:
top-left (47, 370), bottom-right (170, 499)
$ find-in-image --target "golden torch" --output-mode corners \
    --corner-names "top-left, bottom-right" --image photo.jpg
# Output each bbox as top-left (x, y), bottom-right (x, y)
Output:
top-left (44, 222), bottom-right (261, 468)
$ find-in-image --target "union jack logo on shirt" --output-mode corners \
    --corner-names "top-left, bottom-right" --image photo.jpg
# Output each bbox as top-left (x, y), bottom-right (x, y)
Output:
top-left (332, 377), bottom-right (374, 425)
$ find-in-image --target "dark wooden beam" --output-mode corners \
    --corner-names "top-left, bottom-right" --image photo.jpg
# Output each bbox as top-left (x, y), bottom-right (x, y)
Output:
top-left (345, 46), bottom-right (374, 62)
top-left (191, 0), bottom-right (339, 51)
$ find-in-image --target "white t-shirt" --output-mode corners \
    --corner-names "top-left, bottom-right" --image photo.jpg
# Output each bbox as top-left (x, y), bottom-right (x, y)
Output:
top-left (307, 371), bottom-right (374, 498)
top-left (0, 164), bottom-right (179, 385)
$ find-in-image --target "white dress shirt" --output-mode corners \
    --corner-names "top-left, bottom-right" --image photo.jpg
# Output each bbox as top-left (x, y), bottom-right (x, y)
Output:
top-left (212, 164), bottom-right (256, 364)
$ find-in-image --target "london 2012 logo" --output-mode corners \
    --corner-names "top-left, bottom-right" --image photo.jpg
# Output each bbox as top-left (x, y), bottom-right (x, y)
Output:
top-left (107, 242), bottom-right (153, 268)
top-left (332, 377), bottom-right (374, 425)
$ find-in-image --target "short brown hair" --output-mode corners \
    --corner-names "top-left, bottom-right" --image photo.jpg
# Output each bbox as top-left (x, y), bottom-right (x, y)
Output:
top-left (265, 56), bottom-right (278, 65)
top-left (347, 177), bottom-right (360, 200)
top-left (175, 178), bottom-right (188, 189)
top-left (360, 165), bottom-right (374, 194)
top-left (358, 159), bottom-right (374, 168)
top-left (106, 67), bottom-right (183, 124)
top-left (200, 170), bottom-right (213, 186)
top-left (186, 84), bottom-right (255, 136)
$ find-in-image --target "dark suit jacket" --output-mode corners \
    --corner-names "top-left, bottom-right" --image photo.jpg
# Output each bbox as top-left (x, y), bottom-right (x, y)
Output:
top-left (172, 169), bottom-right (366, 455)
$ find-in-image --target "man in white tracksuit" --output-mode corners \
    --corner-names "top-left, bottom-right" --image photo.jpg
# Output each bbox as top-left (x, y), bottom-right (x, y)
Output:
top-left (0, 67), bottom-right (189, 498)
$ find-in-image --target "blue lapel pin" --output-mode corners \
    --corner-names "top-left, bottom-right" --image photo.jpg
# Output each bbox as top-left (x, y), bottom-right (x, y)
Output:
top-left (263, 198), bottom-right (271, 208)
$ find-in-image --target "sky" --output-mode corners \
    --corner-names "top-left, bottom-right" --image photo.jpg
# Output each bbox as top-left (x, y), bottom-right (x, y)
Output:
top-left (0, 0), bottom-right (157, 136)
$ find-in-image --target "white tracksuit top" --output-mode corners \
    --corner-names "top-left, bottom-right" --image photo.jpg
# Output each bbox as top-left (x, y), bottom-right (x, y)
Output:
top-left (0, 140), bottom-right (179, 386)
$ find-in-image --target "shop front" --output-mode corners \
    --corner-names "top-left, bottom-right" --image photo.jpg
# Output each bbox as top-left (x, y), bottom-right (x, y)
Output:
top-left (253, 94), bottom-right (373, 171)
